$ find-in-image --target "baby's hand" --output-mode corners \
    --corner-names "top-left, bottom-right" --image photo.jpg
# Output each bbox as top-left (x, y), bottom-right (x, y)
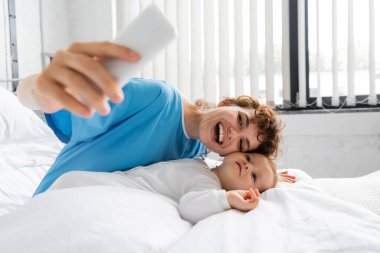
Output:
top-left (226, 188), bottom-right (260, 212)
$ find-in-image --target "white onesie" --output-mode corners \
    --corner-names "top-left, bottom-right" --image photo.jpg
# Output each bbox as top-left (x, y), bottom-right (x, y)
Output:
top-left (49, 158), bottom-right (231, 224)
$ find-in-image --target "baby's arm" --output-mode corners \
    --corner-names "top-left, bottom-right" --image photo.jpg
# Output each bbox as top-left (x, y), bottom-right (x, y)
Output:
top-left (178, 189), bottom-right (230, 224)
top-left (178, 188), bottom-right (260, 224)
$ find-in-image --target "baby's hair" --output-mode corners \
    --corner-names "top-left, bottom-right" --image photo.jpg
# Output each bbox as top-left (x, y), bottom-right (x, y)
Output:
top-left (195, 96), bottom-right (284, 159)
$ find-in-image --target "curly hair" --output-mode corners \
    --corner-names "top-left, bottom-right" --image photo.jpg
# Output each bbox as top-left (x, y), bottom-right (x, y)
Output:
top-left (215, 96), bottom-right (283, 159)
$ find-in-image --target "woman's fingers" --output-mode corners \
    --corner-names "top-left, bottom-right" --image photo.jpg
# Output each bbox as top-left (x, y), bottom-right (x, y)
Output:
top-left (53, 50), bottom-right (124, 104)
top-left (37, 78), bottom-right (93, 118)
top-left (68, 41), bottom-right (140, 62)
top-left (49, 65), bottom-right (111, 115)
top-left (37, 41), bottom-right (141, 116)
top-left (278, 171), bottom-right (297, 183)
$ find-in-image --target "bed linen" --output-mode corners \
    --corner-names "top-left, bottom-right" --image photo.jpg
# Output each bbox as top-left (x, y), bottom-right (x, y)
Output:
top-left (0, 186), bottom-right (192, 253)
top-left (1, 175), bottom-right (379, 253)
top-left (315, 170), bottom-right (380, 216)
top-left (168, 179), bottom-right (380, 253)
top-left (0, 87), bottom-right (63, 215)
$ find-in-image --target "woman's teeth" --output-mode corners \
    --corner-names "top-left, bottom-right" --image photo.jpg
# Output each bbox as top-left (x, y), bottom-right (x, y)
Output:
top-left (218, 123), bottom-right (224, 143)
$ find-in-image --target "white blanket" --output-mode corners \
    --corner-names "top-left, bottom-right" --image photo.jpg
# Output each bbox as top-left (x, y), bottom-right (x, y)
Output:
top-left (1, 180), bottom-right (379, 253)
top-left (0, 87), bottom-right (63, 215)
top-left (168, 181), bottom-right (380, 253)
top-left (315, 170), bottom-right (380, 216)
top-left (0, 186), bottom-right (191, 253)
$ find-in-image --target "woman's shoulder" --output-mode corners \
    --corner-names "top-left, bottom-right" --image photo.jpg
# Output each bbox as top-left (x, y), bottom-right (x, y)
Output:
top-left (127, 78), bottom-right (176, 96)
top-left (122, 78), bottom-right (180, 111)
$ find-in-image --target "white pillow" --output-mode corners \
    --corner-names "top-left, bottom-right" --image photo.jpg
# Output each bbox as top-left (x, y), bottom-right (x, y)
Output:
top-left (0, 87), bottom-right (62, 215)
top-left (0, 87), bottom-right (53, 141)
top-left (0, 186), bottom-right (192, 253)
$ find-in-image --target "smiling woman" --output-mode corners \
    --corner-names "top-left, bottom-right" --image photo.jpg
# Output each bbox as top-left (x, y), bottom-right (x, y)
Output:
top-left (17, 41), bottom-right (283, 195)
top-left (195, 95), bottom-right (283, 157)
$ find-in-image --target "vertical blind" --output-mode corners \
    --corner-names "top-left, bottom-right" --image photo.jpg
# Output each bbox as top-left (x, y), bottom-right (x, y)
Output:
top-left (2, 0), bottom-right (379, 107)
top-left (4, 0), bottom-right (376, 107)
top-left (308, 0), bottom-right (379, 107)
top-left (115, 0), bottom-right (287, 106)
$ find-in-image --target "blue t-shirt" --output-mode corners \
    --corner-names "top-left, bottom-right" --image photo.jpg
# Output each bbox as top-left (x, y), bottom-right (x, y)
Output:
top-left (34, 78), bottom-right (205, 195)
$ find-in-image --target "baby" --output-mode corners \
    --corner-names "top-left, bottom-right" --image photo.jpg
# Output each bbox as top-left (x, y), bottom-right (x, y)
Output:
top-left (49, 152), bottom-right (278, 224)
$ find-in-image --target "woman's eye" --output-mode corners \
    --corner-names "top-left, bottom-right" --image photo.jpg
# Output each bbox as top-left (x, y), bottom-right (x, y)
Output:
top-left (238, 114), bottom-right (242, 127)
top-left (245, 154), bottom-right (251, 162)
top-left (239, 139), bottom-right (243, 152)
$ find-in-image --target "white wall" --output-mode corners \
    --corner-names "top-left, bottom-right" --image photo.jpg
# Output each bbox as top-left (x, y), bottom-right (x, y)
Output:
top-left (278, 112), bottom-right (380, 178)
top-left (15, 0), bottom-right (113, 78)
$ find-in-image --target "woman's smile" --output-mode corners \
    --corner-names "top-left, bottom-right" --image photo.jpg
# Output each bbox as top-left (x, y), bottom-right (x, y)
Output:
top-left (213, 122), bottom-right (226, 144)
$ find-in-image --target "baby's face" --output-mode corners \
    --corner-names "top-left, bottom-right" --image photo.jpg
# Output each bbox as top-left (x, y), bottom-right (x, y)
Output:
top-left (215, 152), bottom-right (275, 193)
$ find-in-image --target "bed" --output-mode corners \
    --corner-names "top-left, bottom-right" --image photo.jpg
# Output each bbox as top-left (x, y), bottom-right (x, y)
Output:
top-left (1, 86), bottom-right (380, 253)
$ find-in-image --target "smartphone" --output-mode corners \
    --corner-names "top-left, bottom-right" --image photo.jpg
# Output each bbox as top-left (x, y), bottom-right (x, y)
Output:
top-left (102, 4), bottom-right (177, 88)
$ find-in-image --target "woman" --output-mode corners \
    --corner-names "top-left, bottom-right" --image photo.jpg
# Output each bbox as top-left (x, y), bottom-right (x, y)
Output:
top-left (17, 42), bottom-right (285, 195)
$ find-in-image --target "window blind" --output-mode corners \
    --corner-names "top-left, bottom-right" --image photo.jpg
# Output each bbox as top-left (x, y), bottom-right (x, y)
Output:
top-left (309, 0), bottom-right (379, 107)
top-left (113, 0), bottom-right (285, 106)
top-left (114, 0), bottom-right (379, 108)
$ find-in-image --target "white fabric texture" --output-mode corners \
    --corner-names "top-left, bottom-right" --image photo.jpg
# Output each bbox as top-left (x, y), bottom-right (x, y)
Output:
top-left (49, 158), bottom-right (230, 224)
top-left (0, 186), bottom-right (192, 253)
top-left (1, 176), bottom-right (379, 253)
top-left (0, 87), bottom-right (63, 215)
top-left (167, 180), bottom-right (380, 253)
top-left (315, 170), bottom-right (380, 215)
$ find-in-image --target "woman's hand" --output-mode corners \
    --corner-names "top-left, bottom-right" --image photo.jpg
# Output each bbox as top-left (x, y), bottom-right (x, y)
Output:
top-left (226, 188), bottom-right (260, 212)
top-left (32, 42), bottom-right (140, 117)
top-left (278, 171), bottom-right (297, 183)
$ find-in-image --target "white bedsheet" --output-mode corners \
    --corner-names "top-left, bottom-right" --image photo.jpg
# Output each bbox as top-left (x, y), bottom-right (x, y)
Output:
top-left (0, 87), bottom-right (63, 215)
top-left (1, 179), bottom-right (379, 253)
top-left (315, 170), bottom-right (380, 215)
top-left (168, 181), bottom-right (380, 253)
top-left (0, 186), bottom-right (192, 253)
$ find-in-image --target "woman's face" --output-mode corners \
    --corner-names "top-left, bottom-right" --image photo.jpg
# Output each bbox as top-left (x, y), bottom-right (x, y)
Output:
top-left (199, 106), bottom-right (261, 156)
top-left (215, 152), bottom-right (275, 193)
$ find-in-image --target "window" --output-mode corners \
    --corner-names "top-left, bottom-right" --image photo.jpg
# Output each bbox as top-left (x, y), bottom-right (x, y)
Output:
top-left (304, 0), bottom-right (380, 109)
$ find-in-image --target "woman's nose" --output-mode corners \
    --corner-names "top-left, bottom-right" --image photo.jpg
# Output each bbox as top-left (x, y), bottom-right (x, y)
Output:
top-left (229, 127), bottom-right (239, 140)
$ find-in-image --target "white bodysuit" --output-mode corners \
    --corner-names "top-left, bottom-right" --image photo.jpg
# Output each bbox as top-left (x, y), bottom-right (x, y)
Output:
top-left (49, 158), bottom-right (231, 224)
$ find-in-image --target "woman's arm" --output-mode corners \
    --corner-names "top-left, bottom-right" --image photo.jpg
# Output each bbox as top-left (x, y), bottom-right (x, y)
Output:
top-left (17, 74), bottom-right (46, 110)
top-left (16, 41), bottom-right (139, 117)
